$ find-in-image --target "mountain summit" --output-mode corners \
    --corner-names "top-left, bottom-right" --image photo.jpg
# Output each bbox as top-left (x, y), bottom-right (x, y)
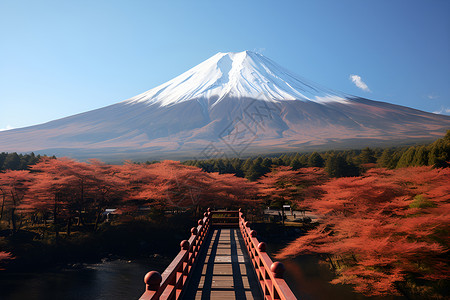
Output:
top-left (126, 51), bottom-right (346, 108)
top-left (1, 51), bottom-right (449, 160)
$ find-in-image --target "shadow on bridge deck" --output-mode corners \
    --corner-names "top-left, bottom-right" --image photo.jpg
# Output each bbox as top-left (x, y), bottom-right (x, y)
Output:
top-left (183, 228), bottom-right (263, 300)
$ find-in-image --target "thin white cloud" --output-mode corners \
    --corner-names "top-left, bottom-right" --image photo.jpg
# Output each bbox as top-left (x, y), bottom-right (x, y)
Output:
top-left (427, 94), bottom-right (438, 100)
top-left (253, 47), bottom-right (266, 54)
top-left (349, 74), bottom-right (370, 92)
top-left (433, 107), bottom-right (450, 115)
top-left (0, 125), bottom-right (14, 131)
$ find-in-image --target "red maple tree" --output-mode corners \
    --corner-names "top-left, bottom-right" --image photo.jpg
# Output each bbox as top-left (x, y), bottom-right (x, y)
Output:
top-left (277, 166), bottom-right (450, 296)
top-left (0, 251), bottom-right (14, 270)
top-left (0, 170), bottom-right (32, 233)
top-left (258, 166), bottom-right (327, 211)
top-left (123, 160), bottom-right (261, 211)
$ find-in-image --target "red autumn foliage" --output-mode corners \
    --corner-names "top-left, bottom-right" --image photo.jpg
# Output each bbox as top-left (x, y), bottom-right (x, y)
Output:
top-left (0, 251), bottom-right (14, 270)
top-left (120, 160), bottom-right (260, 210)
top-left (0, 157), bottom-right (263, 230)
top-left (208, 172), bottom-right (261, 209)
top-left (0, 158), bottom-right (261, 231)
top-left (277, 166), bottom-right (450, 296)
top-left (0, 170), bottom-right (32, 233)
top-left (19, 157), bottom-right (130, 232)
top-left (258, 166), bottom-right (327, 210)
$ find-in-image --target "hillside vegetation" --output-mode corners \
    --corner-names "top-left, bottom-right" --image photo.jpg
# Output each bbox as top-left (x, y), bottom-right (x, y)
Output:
top-left (0, 131), bottom-right (448, 297)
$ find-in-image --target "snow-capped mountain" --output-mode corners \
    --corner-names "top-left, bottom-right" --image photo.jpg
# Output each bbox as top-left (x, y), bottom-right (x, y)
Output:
top-left (1, 51), bottom-right (449, 160)
top-left (125, 51), bottom-right (348, 107)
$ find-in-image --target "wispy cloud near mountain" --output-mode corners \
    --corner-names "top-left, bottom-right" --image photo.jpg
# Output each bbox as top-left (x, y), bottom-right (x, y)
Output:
top-left (433, 107), bottom-right (450, 115)
top-left (0, 125), bottom-right (14, 132)
top-left (350, 74), bottom-right (370, 92)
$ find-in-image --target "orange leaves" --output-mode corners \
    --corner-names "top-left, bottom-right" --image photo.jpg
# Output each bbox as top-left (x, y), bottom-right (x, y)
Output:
top-left (14, 158), bottom-right (261, 212)
top-left (0, 251), bottom-right (14, 270)
top-left (0, 170), bottom-right (32, 214)
top-left (258, 166), bottom-right (327, 208)
top-left (0, 251), bottom-right (13, 260)
top-left (277, 224), bottom-right (330, 258)
top-left (117, 160), bottom-right (260, 209)
top-left (276, 166), bottom-right (450, 296)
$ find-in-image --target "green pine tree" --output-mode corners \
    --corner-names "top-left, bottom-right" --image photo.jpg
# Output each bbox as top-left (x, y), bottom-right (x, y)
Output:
top-left (308, 152), bottom-right (325, 167)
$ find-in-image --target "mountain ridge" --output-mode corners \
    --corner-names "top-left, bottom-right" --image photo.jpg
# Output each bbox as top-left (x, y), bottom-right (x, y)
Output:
top-left (123, 51), bottom-right (349, 109)
top-left (0, 51), bottom-right (449, 160)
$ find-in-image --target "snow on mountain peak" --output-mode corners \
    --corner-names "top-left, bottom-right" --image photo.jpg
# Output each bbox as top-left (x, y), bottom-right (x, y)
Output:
top-left (125, 50), bottom-right (348, 107)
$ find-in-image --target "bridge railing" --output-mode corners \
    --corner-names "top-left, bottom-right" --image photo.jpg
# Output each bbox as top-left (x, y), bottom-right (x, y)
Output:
top-left (210, 209), bottom-right (239, 227)
top-left (239, 210), bottom-right (297, 300)
top-left (139, 209), bottom-right (212, 300)
top-left (140, 208), bottom-right (297, 300)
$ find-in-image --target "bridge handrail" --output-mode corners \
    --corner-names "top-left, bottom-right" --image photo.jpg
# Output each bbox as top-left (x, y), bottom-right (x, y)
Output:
top-left (139, 208), bottom-right (297, 300)
top-left (239, 210), bottom-right (297, 300)
top-left (139, 210), bottom-right (212, 300)
top-left (210, 210), bottom-right (240, 226)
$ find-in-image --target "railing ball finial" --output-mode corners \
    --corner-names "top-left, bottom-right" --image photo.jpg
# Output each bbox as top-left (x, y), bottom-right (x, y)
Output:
top-left (144, 271), bottom-right (162, 291)
top-left (270, 261), bottom-right (286, 278)
top-left (180, 240), bottom-right (190, 250)
top-left (198, 219), bottom-right (203, 226)
top-left (207, 207), bottom-right (211, 212)
top-left (257, 242), bottom-right (266, 252)
top-left (190, 227), bottom-right (198, 236)
top-left (250, 230), bottom-right (257, 237)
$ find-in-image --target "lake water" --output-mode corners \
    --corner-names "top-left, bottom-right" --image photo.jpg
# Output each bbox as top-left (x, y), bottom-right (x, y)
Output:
top-left (0, 251), bottom-right (404, 299)
top-left (0, 259), bottom-right (169, 300)
top-left (281, 256), bottom-right (403, 300)
top-left (267, 244), bottom-right (403, 300)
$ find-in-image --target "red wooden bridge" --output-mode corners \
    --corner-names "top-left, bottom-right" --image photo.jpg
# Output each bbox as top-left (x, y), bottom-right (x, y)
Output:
top-left (139, 209), bottom-right (297, 300)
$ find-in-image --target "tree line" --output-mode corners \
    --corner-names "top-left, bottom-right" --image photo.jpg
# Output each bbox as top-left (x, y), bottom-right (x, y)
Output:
top-left (0, 155), bottom-right (448, 297)
top-left (2, 130), bottom-right (448, 178)
top-left (0, 152), bottom-right (53, 171)
top-left (0, 158), bottom-right (260, 238)
top-left (0, 131), bottom-right (448, 296)
top-left (183, 130), bottom-right (450, 179)
top-left (275, 166), bottom-right (449, 298)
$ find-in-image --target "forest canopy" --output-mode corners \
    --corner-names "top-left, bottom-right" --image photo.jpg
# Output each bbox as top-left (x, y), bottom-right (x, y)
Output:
top-left (275, 166), bottom-right (449, 296)
top-left (184, 130), bottom-right (450, 180)
top-left (0, 131), bottom-right (449, 296)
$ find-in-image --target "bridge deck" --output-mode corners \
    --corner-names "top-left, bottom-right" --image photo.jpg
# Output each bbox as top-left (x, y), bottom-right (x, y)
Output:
top-left (183, 228), bottom-right (263, 299)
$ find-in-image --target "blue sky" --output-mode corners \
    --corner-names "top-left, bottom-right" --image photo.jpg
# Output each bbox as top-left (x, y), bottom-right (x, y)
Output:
top-left (1, 0), bottom-right (449, 131)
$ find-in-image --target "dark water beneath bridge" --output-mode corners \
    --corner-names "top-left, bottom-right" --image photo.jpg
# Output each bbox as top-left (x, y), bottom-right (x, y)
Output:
top-left (0, 252), bottom-right (403, 300)
top-left (0, 259), bottom-right (168, 300)
top-left (0, 257), bottom-right (400, 300)
top-left (265, 244), bottom-right (404, 300)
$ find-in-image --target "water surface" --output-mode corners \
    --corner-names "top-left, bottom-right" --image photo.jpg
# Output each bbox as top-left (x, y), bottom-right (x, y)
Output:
top-left (0, 259), bottom-right (168, 300)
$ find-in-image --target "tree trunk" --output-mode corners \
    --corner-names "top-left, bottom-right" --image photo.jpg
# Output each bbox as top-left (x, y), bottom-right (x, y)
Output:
top-left (67, 217), bottom-right (71, 236)
top-left (17, 213), bottom-right (23, 232)
top-left (54, 195), bottom-right (59, 241)
top-left (93, 210), bottom-right (102, 232)
top-left (326, 254), bottom-right (336, 270)
top-left (10, 207), bottom-right (16, 234)
top-left (0, 192), bottom-right (5, 221)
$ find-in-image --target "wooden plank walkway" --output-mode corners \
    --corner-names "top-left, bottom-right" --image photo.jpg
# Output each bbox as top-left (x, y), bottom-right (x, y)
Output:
top-left (183, 228), bottom-right (263, 299)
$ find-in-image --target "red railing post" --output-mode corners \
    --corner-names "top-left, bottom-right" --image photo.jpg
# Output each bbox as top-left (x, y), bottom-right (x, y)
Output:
top-left (238, 209), bottom-right (296, 300)
top-left (140, 208), bottom-right (296, 300)
top-left (140, 210), bottom-right (212, 300)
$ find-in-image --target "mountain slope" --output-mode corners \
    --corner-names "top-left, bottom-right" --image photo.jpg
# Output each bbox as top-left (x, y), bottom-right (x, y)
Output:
top-left (1, 51), bottom-right (449, 160)
top-left (124, 50), bottom-right (349, 108)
